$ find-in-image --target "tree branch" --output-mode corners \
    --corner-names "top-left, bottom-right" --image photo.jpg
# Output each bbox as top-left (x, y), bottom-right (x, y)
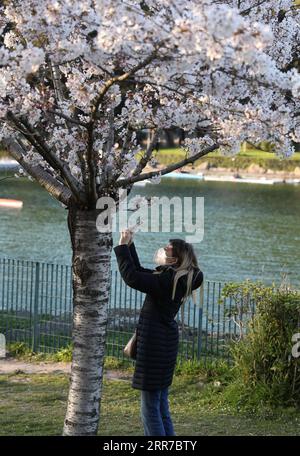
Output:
top-left (116, 143), bottom-right (220, 187)
top-left (131, 128), bottom-right (161, 177)
top-left (48, 58), bottom-right (90, 199)
top-left (2, 137), bottom-right (73, 206)
top-left (86, 122), bottom-right (98, 204)
top-left (100, 124), bottom-right (134, 189)
top-left (86, 43), bottom-right (167, 201)
top-left (245, 140), bottom-right (273, 152)
top-left (48, 108), bottom-right (89, 127)
top-left (92, 41), bottom-right (166, 118)
top-left (7, 112), bottom-right (86, 205)
top-left (239, 0), bottom-right (270, 16)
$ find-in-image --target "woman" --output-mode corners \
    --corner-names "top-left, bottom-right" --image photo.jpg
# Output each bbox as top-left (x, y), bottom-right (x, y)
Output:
top-left (114, 229), bottom-right (203, 436)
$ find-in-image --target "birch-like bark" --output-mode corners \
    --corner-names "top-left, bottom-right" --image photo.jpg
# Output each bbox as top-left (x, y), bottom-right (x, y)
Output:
top-left (63, 205), bottom-right (113, 436)
top-left (3, 137), bottom-right (72, 206)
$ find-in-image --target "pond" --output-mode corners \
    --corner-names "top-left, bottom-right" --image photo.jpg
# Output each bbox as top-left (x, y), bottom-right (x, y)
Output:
top-left (0, 172), bottom-right (300, 286)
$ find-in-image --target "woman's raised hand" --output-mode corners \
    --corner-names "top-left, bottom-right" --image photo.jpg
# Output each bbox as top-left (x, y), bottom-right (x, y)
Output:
top-left (119, 229), bottom-right (134, 246)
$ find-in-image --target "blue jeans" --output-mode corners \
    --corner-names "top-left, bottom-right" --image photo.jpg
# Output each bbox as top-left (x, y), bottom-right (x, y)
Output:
top-left (140, 387), bottom-right (176, 436)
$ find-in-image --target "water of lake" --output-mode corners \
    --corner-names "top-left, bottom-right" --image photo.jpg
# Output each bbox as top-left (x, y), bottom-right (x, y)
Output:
top-left (0, 172), bottom-right (299, 286)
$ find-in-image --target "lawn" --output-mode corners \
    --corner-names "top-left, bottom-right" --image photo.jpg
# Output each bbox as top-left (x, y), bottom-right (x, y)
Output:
top-left (154, 148), bottom-right (300, 162)
top-left (0, 370), bottom-right (299, 436)
top-left (148, 147), bottom-right (300, 171)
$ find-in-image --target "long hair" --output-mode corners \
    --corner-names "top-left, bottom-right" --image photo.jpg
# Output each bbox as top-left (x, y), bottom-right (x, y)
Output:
top-left (154, 238), bottom-right (199, 305)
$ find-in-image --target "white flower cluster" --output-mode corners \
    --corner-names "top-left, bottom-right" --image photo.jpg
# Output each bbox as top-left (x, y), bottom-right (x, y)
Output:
top-left (0, 0), bottom-right (299, 188)
top-left (183, 136), bottom-right (215, 158)
top-left (148, 172), bottom-right (162, 185)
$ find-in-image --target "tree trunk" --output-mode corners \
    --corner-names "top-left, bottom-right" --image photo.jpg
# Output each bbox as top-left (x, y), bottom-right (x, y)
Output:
top-left (63, 204), bottom-right (113, 436)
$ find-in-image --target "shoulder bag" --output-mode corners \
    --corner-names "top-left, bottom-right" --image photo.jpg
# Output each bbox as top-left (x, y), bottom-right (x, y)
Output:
top-left (123, 329), bottom-right (137, 360)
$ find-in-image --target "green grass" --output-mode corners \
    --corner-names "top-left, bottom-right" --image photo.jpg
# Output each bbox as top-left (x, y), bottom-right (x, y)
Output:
top-left (5, 341), bottom-right (137, 369)
top-left (237, 149), bottom-right (300, 160)
top-left (154, 147), bottom-right (300, 160)
top-left (151, 148), bottom-right (300, 171)
top-left (138, 147), bottom-right (300, 173)
top-left (0, 369), bottom-right (299, 436)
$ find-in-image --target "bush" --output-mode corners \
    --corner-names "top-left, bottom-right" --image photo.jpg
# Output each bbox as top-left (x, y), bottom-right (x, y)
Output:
top-left (221, 281), bottom-right (300, 409)
top-left (7, 342), bottom-right (32, 357)
top-left (51, 344), bottom-right (73, 362)
top-left (175, 358), bottom-right (233, 382)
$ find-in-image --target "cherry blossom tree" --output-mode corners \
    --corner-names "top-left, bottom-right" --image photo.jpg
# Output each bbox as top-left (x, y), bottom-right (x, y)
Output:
top-left (0, 0), bottom-right (299, 436)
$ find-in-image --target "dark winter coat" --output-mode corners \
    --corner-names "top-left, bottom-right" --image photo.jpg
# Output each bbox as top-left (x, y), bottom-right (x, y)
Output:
top-left (114, 242), bottom-right (203, 391)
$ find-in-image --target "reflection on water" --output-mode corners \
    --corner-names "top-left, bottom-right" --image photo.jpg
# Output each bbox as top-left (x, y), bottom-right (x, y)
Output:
top-left (0, 173), bottom-right (299, 286)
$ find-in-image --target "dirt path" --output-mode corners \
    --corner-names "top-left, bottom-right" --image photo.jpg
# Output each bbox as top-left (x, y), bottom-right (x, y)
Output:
top-left (0, 357), bottom-right (131, 381)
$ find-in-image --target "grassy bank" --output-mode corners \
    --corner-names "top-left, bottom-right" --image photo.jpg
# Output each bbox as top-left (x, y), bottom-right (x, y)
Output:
top-left (154, 148), bottom-right (300, 172)
top-left (0, 366), bottom-right (299, 436)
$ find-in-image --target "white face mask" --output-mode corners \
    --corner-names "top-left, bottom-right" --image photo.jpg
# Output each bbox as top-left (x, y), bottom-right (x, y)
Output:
top-left (153, 247), bottom-right (177, 266)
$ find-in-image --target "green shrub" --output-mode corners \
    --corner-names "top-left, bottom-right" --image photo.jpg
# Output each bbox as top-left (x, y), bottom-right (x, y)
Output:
top-left (51, 344), bottom-right (73, 362)
top-left (7, 342), bottom-right (32, 357)
top-left (6, 342), bottom-right (73, 362)
top-left (221, 281), bottom-right (300, 409)
top-left (103, 355), bottom-right (134, 371)
top-left (175, 358), bottom-right (233, 382)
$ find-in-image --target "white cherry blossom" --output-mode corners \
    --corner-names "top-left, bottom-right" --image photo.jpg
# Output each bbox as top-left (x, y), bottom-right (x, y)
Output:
top-left (0, 0), bottom-right (299, 196)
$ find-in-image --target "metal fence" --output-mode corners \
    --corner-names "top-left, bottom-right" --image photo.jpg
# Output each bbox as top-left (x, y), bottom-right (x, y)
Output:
top-left (0, 257), bottom-right (254, 364)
